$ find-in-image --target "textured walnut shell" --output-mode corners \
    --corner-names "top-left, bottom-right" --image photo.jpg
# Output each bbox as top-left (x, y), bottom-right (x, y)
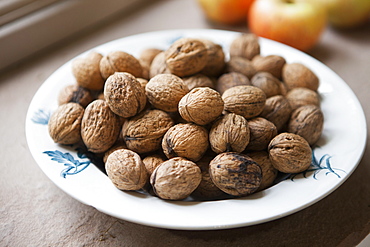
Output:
top-left (121, 109), bottom-right (174, 154)
top-left (139, 48), bottom-right (163, 67)
top-left (209, 152), bottom-right (262, 196)
top-left (100, 51), bottom-right (143, 79)
top-left (286, 87), bottom-right (320, 111)
top-left (142, 154), bottom-right (166, 176)
top-left (268, 133), bottom-right (312, 173)
top-left (222, 85), bottom-right (266, 119)
top-left (246, 117), bottom-right (277, 151)
top-left (182, 74), bottom-right (214, 91)
top-left (149, 52), bottom-right (171, 78)
top-left (251, 55), bottom-right (286, 79)
top-left (165, 38), bottom-right (208, 77)
top-left (250, 72), bottom-right (282, 98)
top-left (226, 56), bottom-right (257, 79)
top-left (191, 155), bottom-right (226, 200)
top-left (282, 63), bottom-right (319, 91)
top-left (145, 74), bottom-right (189, 112)
top-left (72, 51), bottom-right (104, 91)
top-left (103, 142), bottom-right (127, 163)
top-left (81, 100), bottom-right (121, 153)
top-left (162, 123), bottom-right (209, 162)
top-left (58, 84), bottom-right (94, 108)
top-left (199, 39), bottom-right (226, 77)
top-left (104, 72), bottom-right (147, 118)
top-left (216, 72), bottom-right (250, 95)
top-left (229, 33), bottom-right (260, 60)
top-left (48, 103), bottom-right (84, 145)
top-left (105, 149), bottom-right (148, 190)
top-left (248, 151), bottom-right (278, 191)
top-left (209, 113), bottom-right (250, 153)
top-left (260, 95), bottom-right (292, 131)
top-left (288, 105), bottom-right (324, 146)
top-left (150, 157), bottom-right (202, 200)
top-left (178, 87), bottom-right (224, 125)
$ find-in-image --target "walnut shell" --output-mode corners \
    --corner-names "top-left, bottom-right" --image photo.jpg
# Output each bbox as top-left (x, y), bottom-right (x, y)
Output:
top-left (121, 109), bottom-right (174, 154)
top-left (229, 33), bottom-right (260, 60)
top-left (282, 63), bottom-right (319, 91)
top-left (149, 52), bottom-right (171, 78)
top-left (222, 85), bottom-right (266, 119)
top-left (246, 117), bottom-right (277, 151)
top-left (139, 48), bottom-right (163, 67)
top-left (250, 72), bottom-right (282, 98)
top-left (251, 55), bottom-right (286, 79)
top-left (260, 95), bottom-right (292, 131)
top-left (182, 74), bottom-right (214, 91)
top-left (178, 87), bottom-right (224, 125)
top-left (216, 72), bottom-right (250, 95)
top-left (288, 105), bottom-right (324, 146)
top-left (104, 72), bottom-right (147, 118)
top-left (150, 157), bottom-right (202, 200)
top-left (81, 99), bottom-right (121, 153)
top-left (286, 87), bottom-right (320, 111)
top-left (199, 39), bottom-right (226, 77)
top-left (72, 51), bottom-right (104, 91)
top-left (165, 38), bottom-right (208, 77)
top-left (105, 149), bottom-right (148, 190)
top-left (226, 56), bottom-right (257, 79)
top-left (145, 74), bottom-right (189, 112)
top-left (268, 133), bottom-right (312, 173)
top-left (248, 151), bottom-right (278, 191)
top-left (162, 123), bottom-right (209, 162)
top-left (209, 152), bottom-right (262, 196)
top-left (58, 84), bottom-right (94, 108)
top-left (142, 154), bottom-right (166, 176)
top-left (103, 142), bottom-right (127, 163)
top-left (100, 51), bottom-right (143, 80)
top-left (48, 103), bottom-right (84, 145)
top-left (209, 113), bottom-right (250, 153)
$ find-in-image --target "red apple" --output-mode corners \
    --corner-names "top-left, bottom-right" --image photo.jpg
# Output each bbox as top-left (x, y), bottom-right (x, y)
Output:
top-left (198, 0), bottom-right (255, 25)
top-left (248, 0), bottom-right (327, 51)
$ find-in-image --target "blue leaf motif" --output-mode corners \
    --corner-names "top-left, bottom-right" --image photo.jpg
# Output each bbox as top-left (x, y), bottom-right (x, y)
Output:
top-left (32, 109), bottom-right (50, 125)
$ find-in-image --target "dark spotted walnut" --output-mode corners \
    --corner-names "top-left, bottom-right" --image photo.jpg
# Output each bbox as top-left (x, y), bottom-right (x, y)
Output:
top-left (58, 84), bottom-right (94, 108)
top-left (209, 152), bottom-right (262, 196)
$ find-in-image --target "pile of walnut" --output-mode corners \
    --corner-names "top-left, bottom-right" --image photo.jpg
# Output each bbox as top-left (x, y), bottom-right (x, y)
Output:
top-left (48, 34), bottom-right (324, 201)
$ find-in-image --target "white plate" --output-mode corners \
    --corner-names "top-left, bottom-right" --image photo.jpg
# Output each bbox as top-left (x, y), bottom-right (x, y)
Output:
top-left (26, 29), bottom-right (367, 230)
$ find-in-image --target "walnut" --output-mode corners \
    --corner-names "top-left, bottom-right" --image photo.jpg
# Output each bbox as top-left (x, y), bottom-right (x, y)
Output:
top-left (103, 141), bottom-right (127, 163)
top-left (288, 105), bottom-right (324, 146)
top-left (165, 38), bottom-right (208, 77)
top-left (209, 113), bottom-right (250, 153)
top-left (182, 74), bottom-right (214, 91)
top-left (100, 51), bottom-right (143, 80)
top-left (222, 85), bottom-right (266, 119)
top-left (246, 117), bottom-right (277, 151)
top-left (178, 87), bottom-right (224, 125)
top-left (260, 95), bottom-right (292, 131)
top-left (142, 154), bottom-right (166, 176)
top-left (191, 155), bottom-right (226, 200)
top-left (150, 157), bottom-right (202, 200)
top-left (251, 55), bottom-right (286, 79)
top-left (286, 87), bottom-right (320, 111)
top-left (229, 33), bottom-right (260, 60)
top-left (268, 133), bottom-right (312, 173)
top-left (282, 63), bottom-right (319, 91)
top-left (58, 84), bottom-right (94, 108)
top-left (248, 151), bottom-right (278, 191)
top-left (136, 78), bottom-right (149, 89)
top-left (121, 109), bottom-right (174, 154)
top-left (162, 123), bottom-right (209, 162)
top-left (105, 149), bottom-right (148, 190)
top-left (149, 52), bottom-right (171, 78)
top-left (216, 72), bottom-right (250, 95)
top-left (199, 39), bottom-right (225, 77)
top-left (72, 51), bottom-right (104, 91)
top-left (226, 56), bottom-right (257, 79)
top-left (81, 99), bottom-right (121, 153)
top-left (145, 74), bottom-right (189, 112)
top-left (104, 72), bottom-right (147, 118)
top-left (139, 48), bottom-right (163, 67)
top-left (250, 72), bottom-right (283, 98)
top-left (209, 152), bottom-right (262, 196)
top-left (48, 103), bottom-right (84, 145)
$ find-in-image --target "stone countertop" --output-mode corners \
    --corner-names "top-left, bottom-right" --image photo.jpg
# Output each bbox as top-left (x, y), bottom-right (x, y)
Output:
top-left (1, 0), bottom-right (369, 246)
